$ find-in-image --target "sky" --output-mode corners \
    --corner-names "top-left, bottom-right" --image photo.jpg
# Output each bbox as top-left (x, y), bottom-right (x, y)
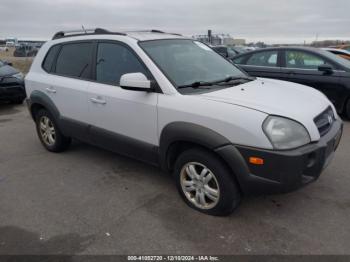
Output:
top-left (0, 0), bottom-right (349, 44)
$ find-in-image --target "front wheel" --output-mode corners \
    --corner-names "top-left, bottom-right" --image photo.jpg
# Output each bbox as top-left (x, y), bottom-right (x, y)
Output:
top-left (173, 148), bottom-right (241, 216)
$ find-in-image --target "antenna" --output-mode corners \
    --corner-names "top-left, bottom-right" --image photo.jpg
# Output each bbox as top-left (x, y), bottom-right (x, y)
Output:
top-left (82, 25), bottom-right (87, 34)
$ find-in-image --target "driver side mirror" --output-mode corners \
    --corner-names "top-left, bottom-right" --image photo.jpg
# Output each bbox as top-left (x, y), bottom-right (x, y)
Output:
top-left (120, 73), bottom-right (152, 92)
top-left (318, 64), bottom-right (333, 74)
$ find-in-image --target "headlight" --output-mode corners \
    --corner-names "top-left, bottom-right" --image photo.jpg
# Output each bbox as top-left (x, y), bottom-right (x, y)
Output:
top-left (263, 116), bottom-right (311, 150)
top-left (12, 72), bottom-right (24, 80)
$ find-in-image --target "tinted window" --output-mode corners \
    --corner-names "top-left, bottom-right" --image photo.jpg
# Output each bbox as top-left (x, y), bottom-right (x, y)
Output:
top-left (246, 51), bottom-right (278, 67)
top-left (96, 43), bottom-right (148, 85)
top-left (55, 42), bottom-right (93, 79)
top-left (42, 45), bottom-right (60, 72)
top-left (285, 51), bottom-right (325, 69)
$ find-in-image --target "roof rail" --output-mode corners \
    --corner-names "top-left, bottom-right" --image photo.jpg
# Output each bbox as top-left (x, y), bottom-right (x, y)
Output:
top-left (52, 28), bottom-right (127, 40)
top-left (151, 30), bottom-right (182, 36)
top-left (125, 29), bottom-right (182, 36)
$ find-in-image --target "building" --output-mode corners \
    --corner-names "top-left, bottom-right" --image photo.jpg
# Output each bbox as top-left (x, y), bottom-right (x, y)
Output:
top-left (193, 31), bottom-right (246, 46)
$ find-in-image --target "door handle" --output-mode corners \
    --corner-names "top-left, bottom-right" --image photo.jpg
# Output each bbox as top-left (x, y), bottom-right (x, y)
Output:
top-left (90, 97), bottom-right (107, 105)
top-left (45, 87), bottom-right (57, 94)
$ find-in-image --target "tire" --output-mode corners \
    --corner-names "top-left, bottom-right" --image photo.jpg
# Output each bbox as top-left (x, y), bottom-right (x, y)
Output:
top-left (345, 99), bottom-right (350, 119)
top-left (173, 148), bottom-right (241, 216)
top-left (35, 109), bottom-right (71, 152)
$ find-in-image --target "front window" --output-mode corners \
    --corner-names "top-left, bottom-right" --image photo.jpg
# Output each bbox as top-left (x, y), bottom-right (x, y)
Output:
top-left (96, 42), bottom-right (149, 86)
top-left (139, 39), bottom-right (247, 93)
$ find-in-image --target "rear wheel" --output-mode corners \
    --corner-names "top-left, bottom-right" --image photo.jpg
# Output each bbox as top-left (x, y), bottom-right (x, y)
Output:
top-left (35, 109), bottom-right (71, 152)
top-left (173, 148), bottom-right (241, 216)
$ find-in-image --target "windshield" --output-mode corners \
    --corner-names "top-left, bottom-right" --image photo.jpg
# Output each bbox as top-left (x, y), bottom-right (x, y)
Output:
top-left (139, 39), bottom-right (247, 93)
top-left (0, 60), bottom-right (4, 67)
top-left (318, 49), bottom-right (350, 69)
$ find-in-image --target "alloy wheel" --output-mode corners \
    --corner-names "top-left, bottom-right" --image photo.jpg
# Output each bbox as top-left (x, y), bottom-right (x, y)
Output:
top-left (180, 162), bottom-right (220, 210)
top-left (39, 116), bottom-right (56, 146)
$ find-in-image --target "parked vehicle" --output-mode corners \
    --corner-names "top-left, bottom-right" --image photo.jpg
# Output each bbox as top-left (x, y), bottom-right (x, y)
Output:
top-left (329, 45), bottom-right (350, 52)
top-left (25, 29), bottom-right (343, 216)
top-left (232, 47), bottom-right (350, 117)
top-left (0, 46), bottom-right (9, 52)
top-left (322, 48), bottom-right (350, 60)
top-left (0, 59), bottom-right (26, 104)
top-left (13, 45), bottom-right (38, 57)
top-left (212, 45), bottom-right (246, 59)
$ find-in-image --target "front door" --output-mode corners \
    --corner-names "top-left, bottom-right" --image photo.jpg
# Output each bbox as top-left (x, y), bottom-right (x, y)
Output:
top-left (282, 50), bottom-right (344, 111)
top-left (87, 41), bottom-right (159, 164)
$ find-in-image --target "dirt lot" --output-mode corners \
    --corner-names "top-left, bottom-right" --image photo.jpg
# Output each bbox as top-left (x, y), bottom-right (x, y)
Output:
top-left (0, 103), bottom-right (349, 255)
top-left (0, 47), bottom-right (33, 74)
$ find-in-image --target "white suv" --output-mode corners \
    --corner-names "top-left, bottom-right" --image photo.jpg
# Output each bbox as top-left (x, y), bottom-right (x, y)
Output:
top-left (25, 29), bottom-right (343, 216)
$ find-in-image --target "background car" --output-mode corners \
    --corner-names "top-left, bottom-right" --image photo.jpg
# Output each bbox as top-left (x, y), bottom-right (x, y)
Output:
top-left (13, 44), bottom-right (38, 57)
top-left (232, 47), bottom-right (350, 117)
top-left (322, 48), bottom-right (350, 60)
top-left (212, 45), bottom-right (246, 59)
top-left (329, 45), bottom-right (350, 52)
top-left (0, 59), bottom-right (26, 104)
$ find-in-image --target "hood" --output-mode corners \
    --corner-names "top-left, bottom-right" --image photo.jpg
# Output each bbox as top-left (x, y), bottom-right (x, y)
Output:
top-left (0, 65), bottom-right (18, 77)
top-left (199, 78), bottom-right (335, 140)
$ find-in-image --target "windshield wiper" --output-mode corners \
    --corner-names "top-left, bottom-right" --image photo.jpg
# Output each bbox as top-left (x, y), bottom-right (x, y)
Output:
top-left (178, 76), bottom-right (255, 89)
top-left (214, 76), bottom-right (255, 85)
top-left (178, 81), bottom-right (213, 89)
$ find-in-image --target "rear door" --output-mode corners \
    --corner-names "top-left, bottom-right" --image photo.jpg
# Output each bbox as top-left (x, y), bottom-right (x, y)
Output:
top-left (281, 49), bottom-right (344, 110)
top-left (47, 41), bottom-right (93, 140)
top-left (233, 50), bottom-right (283, 79)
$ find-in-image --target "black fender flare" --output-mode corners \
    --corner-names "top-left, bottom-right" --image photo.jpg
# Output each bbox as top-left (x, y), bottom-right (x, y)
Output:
top-left (29, 91), bottom-right (60, 120)
top-left (159, 122), bottom-right (250, 189)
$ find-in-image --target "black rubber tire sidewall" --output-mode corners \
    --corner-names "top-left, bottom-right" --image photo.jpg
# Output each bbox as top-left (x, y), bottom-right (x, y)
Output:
top-left (35, 109), bottom-right (71, 152)
top-left (346, 99), bottom-right (350, 119)
top-left (173, 148), bottom-right (241, 216)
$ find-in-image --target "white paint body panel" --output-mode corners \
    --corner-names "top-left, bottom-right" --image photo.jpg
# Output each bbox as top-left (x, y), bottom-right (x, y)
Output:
top-left (87, 82), bottom-right (158, 145)
top-left (25, 32), bottom-right (336, 151)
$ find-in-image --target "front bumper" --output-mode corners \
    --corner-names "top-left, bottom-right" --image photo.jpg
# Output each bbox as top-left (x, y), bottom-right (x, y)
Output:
top-left (217, 119), bottom-right (343, 195)
top-left (0, 78), bottom-right (25, 101)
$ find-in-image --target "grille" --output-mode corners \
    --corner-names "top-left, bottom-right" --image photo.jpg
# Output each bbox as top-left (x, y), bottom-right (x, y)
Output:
top-left (314, 107), bottom-right (335, 137)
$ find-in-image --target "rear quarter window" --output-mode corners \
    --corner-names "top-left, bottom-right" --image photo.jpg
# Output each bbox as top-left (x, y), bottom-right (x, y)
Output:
top-left (42, 45), bottom-right (61, 72)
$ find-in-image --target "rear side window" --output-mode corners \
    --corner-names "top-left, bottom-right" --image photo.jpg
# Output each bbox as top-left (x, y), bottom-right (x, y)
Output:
top-left (96, 42), bottom-right (149, 85)
top-left (42, 45), bottom-right (60, 72)
top-left (246, 51), bottom-right (278, 67)
top-left (55, 42), bottom-right (93, 79)
top-left (285, 51), bottom-right (325, 69)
